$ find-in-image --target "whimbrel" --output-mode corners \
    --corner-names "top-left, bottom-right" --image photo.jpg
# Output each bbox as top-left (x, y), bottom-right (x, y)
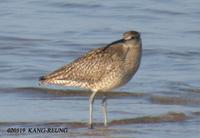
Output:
top-left (39, 31), bottom-right (142, 129)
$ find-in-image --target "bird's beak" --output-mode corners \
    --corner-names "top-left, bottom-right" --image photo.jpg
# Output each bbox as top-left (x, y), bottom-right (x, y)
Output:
top-left (114, 39), bottom-right (124, 43)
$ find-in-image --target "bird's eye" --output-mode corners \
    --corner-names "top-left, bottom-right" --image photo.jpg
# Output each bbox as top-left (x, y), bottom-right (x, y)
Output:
top-left (131, 37), bottom-right (135, 39)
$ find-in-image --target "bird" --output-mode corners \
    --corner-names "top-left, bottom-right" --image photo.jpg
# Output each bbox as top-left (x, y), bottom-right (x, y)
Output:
top-left (39, 31), bottom-right (142, 129)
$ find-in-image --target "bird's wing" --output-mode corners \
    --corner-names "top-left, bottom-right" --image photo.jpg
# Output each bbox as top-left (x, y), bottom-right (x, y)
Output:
top-left (40, 43), bottom-right (127, 85)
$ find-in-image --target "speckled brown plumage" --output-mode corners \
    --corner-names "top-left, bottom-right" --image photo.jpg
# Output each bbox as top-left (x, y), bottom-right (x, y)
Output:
top-left (39, 31), bottom-right (142, 128)
top-left (40, 31), bottom-right (141, 91)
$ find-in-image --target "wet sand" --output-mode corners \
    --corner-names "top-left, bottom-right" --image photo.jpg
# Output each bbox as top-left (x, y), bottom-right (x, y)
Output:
top-left (0, 87), bottom-right (200, 138)
top-left (0, 111), bottom-right (199, 138)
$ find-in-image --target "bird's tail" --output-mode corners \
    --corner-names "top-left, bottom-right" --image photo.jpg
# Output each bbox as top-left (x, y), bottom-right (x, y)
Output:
top-left (39, 75), bottom-right (47, 81)
top-left (38, 75), bottom-right (51, 85)
top-left (38, 74), bottom-right (67, 86)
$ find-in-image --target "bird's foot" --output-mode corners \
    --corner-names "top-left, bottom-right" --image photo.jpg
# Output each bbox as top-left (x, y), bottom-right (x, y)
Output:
top-left (88, 123), bottom-right (94, 129)
top-left (104, 123), bottom-right (108, 128)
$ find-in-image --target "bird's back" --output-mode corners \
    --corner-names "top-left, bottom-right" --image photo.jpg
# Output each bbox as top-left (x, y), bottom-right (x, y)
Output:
top-left (40, 43), bottom-right (128, 90)
top-left (40, 31), bottom-right (142, 91)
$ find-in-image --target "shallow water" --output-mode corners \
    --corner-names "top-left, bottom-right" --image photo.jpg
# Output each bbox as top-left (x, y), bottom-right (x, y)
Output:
top-left (0, 0), bottom-right (200, 137)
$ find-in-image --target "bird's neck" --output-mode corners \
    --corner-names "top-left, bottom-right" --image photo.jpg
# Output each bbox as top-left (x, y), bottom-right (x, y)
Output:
top-left (125, 44), bottom-right (142, 70)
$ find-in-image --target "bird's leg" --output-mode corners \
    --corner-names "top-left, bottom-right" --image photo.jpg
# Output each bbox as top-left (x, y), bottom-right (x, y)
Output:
top-left (101, 95), bottom-right (108, 127)
top-left (88, 90), bottom-right (98, 129)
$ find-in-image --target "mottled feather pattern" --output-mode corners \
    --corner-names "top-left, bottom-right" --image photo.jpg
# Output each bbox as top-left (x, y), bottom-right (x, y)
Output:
top-left (40, 43), bottom-right (128, 90)
top-left (39, 31), bottom-right (142, 92)
top-left (39, 31), bottom-right (142, 128)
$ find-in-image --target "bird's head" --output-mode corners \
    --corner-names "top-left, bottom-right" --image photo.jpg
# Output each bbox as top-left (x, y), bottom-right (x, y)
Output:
top-left (122, 31), bottom-right (141, 47)
top-left (123, 31), bottom-right (140, 40)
